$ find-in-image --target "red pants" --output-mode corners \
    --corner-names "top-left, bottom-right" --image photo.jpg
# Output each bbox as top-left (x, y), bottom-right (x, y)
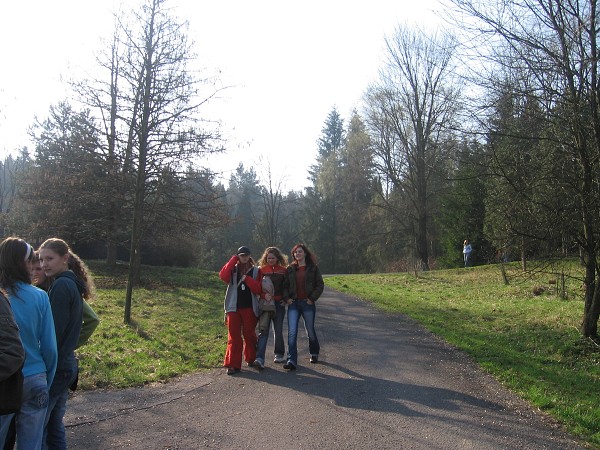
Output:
top-left (224, 308), bottom-right (257, 369)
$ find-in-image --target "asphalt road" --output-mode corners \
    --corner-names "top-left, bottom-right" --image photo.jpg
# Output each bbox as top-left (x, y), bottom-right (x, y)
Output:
top-left (64, 287), bottom-right (587, 449)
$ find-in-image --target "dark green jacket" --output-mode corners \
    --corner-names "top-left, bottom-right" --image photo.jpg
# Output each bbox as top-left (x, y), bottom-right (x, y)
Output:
top-left (284, 264), bottom-right (324, 302)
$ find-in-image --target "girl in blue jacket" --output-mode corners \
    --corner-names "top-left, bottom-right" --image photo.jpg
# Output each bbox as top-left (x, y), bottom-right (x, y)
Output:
top-left (0, 237), bottom-right (58, 450)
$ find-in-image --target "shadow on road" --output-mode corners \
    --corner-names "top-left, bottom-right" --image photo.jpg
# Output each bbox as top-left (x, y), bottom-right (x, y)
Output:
top-left (240, 359), bottom-right (503, 419)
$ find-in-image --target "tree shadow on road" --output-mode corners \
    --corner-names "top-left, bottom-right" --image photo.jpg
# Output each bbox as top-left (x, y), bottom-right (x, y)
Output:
top-left (253, 361), bottom-right (503, 418)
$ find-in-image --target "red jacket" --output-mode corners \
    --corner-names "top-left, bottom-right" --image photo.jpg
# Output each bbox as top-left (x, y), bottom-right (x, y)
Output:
top-left (219, 255), bottom-right (262, 295)
top-left (219, 255), bottom-right (263, 315)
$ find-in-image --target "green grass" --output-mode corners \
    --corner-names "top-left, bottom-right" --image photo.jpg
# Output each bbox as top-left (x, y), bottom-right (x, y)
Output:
top-left (326, 262), bottom-right (600, 448)
top-left (78, 262), bottom-right (226, 389)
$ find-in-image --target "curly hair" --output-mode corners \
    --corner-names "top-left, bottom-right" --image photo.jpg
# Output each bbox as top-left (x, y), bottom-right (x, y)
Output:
top-left (39, 238), bottom-right (95, 299)
top-left (258, 246), bottom-right (288, 267)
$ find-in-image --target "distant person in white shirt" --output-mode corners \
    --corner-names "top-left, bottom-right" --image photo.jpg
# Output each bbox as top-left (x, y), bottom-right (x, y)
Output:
top-left (463, 239), bottom-right (472, 267)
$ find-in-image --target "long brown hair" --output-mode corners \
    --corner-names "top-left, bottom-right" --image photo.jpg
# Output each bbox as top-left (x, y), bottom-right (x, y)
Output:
top-left (290, 243), bottom-right (318, 266)
top-left (39, 238), bottom-right (95, 299)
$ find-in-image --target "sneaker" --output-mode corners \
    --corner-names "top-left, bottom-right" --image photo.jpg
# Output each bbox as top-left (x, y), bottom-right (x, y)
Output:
top-left (226, 368), bottom-right (240, 375)
top-left (253, 359), bottom-right (265, 370)
top-left (283, 362), bottom-right (296, 371)
top-left (310, 355), bottom-right (318, 364)
top-left (274, 354), bottom-right (286, 364)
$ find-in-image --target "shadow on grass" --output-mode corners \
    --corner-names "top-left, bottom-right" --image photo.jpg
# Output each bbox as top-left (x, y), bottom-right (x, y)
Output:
top-left (128, 320), bottom-right (152, 340)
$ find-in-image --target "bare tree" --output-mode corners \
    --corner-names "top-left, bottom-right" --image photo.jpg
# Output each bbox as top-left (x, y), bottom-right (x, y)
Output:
top-left (364, 24), bottom-right (461, 270)
top-left (450, 0), bottom-right (600, 337)
top-left (74, 16), bottom-right (129, 266)
top-left (69, 23), bottom-right (130, 266)
top-left (113, 0), bottom-right (223, 324)
top-left (255, 160), bottom-right (286, 249)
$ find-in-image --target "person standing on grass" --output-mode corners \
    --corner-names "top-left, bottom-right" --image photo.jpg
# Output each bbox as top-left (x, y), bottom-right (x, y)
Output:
top-left (463, 239), bottom-right (472, 268)
top-left (38, 238), bottom-right (93, 450)
top-left (0, 237), bottom-right (58, 450)
top-left (219, 246), bottom-right (262, 375)
top-left (252, 247), bottom-right (289, 369)
top-left (283, 243), bottom-right (324, 371)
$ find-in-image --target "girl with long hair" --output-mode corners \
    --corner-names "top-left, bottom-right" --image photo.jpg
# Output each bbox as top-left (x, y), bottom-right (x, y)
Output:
top-left (283, 243), bottom-right (324, 371)
top-left (31, 252), bottom-right (99, 349)
top-left (0, 237), bottom-right (57, 450)
top-left (253, 246), bottom-right (288, 368)
top-left (38, 238), bottom-right (93, 449)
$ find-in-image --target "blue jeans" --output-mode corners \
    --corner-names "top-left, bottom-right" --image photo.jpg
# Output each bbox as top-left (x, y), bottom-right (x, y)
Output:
top-left (43, 366), bottom-right (77, 450)
top-left (255, 310), bottom-right (274, 365)
top-left (256, 302), bottom-right (286, 363)
top-left (0, 372), bottom-right (49, 450)
top-left (272, 301), bottom-right (286, 357)
top-left (287, 300), bottom-right (319, 366)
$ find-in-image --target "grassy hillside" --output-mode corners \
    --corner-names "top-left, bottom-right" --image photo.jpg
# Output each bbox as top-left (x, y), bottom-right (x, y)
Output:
top-left (79, 261), bottom-right (226, 389)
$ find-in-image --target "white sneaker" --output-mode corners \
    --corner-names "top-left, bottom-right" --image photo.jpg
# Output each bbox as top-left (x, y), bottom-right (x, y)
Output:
top-left (273, 354), bottom-right (286, 364)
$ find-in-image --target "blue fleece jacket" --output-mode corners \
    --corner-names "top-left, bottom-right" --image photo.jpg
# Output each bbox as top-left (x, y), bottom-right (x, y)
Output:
top-left (48, 271), bottom-right (84, 371)
top-left (8, 282), bottom-right (58, 386)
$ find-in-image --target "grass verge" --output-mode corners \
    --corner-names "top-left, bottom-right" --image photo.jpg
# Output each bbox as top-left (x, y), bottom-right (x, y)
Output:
top-left (326, 262), bottom-right (600, 448)
top-left (78, 261), bottom-right (226, 389)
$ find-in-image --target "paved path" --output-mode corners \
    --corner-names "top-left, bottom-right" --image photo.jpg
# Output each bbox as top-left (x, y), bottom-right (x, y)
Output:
top-left (64, 287), bottom-right (586, 449)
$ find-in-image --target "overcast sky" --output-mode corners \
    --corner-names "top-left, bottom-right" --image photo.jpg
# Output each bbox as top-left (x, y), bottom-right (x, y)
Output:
top-left (0, 0), bottom-right (444, 190)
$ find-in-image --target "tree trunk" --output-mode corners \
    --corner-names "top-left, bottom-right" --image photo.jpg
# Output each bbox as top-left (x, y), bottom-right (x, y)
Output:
top-left (582, 276), bottom-right (599, 337)
top-left (124, 176), bottom-right (145, 324)
top-left (520, 237), bottom-right (527, 272)
top-left (581, 203), bottom-right (599, 337)
top-left (416, 155), bottom-right (429, 271)
top-left (106, 239), bottom-right (117, 266)
top-left (416, 211), bottom-right (429, 271)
